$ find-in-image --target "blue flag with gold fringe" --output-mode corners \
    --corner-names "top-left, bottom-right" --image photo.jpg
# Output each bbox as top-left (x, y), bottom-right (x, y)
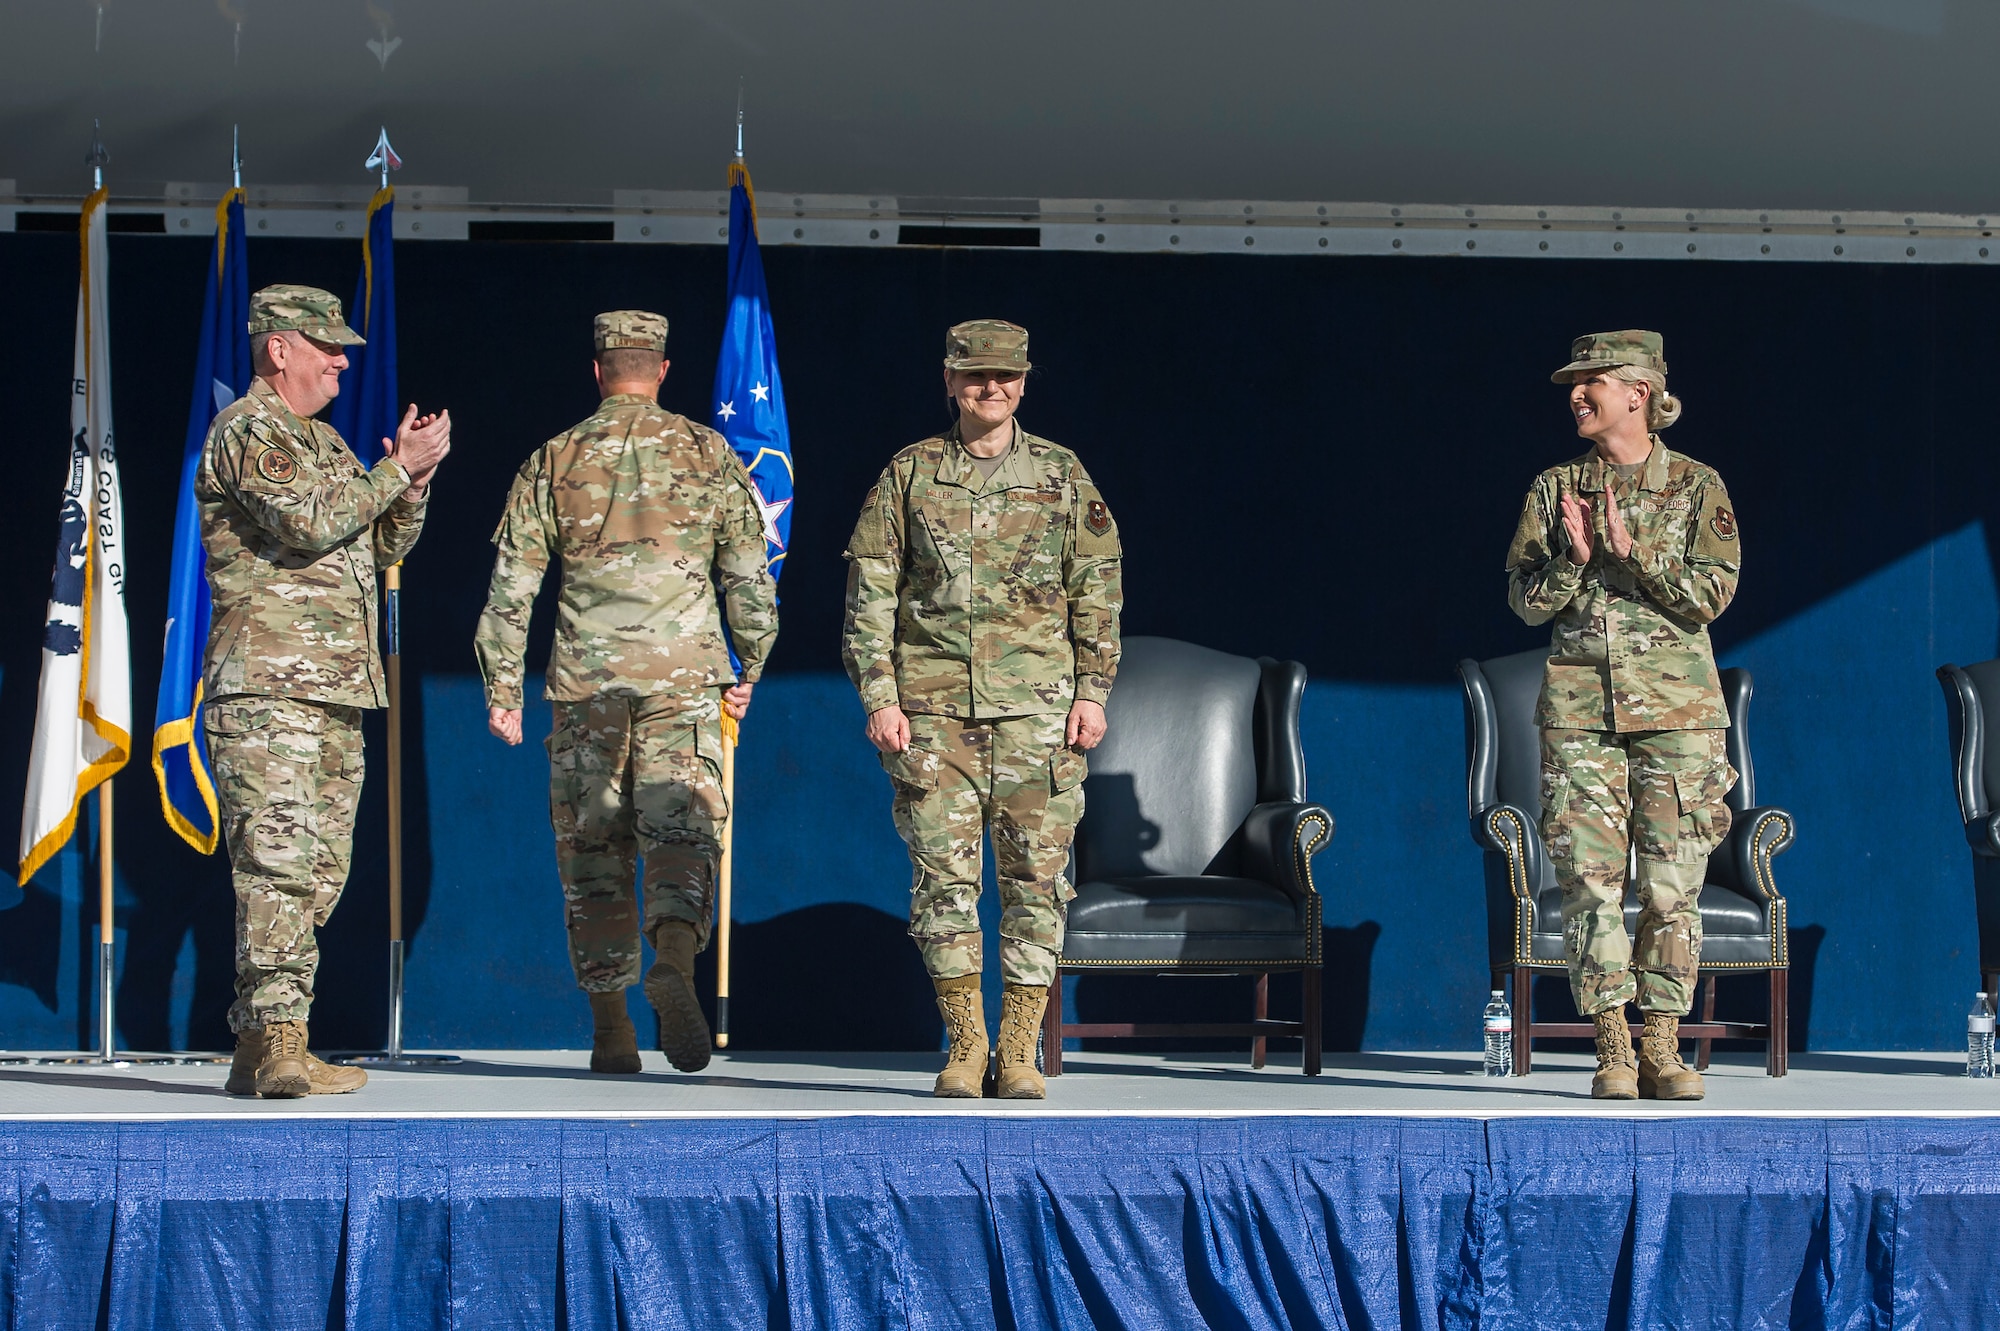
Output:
top-left (712, 161), bottom-right (794, 583)
top-left (151, 188), bottom-right (249, 854)
top-left (328, 187), bottom-right (398, 465)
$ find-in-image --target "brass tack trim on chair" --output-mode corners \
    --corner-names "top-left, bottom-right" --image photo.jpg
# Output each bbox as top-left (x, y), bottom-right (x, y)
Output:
top-left (1296, 814), bottom-right (1329, 966)
top-left (1486, 807), bottom-right (1543, 967)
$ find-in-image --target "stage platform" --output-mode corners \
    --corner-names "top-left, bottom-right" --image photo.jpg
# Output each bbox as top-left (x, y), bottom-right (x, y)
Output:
top-left (3, 1051), bottom-right (1997, 1329)
top-left (0, 1046), bottom-right (1994, 1117)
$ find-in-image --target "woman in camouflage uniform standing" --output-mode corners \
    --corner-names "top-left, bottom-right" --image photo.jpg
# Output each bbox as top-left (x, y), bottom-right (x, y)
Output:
top-left (1506, 330), bottom-right (1742, 1100)
top-left (842, 320), bottom-right (1122, 1100)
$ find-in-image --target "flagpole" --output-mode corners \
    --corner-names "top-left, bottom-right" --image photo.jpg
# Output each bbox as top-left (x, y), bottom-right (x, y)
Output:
top-left (96, 782), bottom-right (113, 1060)
top-left (339, 129), bottom-right (453, 1068)
top-left (38, 125), bottom-right (161, 1066)
top-left (385, 561), bottom-right (405, 1059)
top-left (710, 89), bottom-right (751, 1053)
top-left (86, 125), bottom-right (117, 1066)
top-left (716, 712), bottom-right (737, 1048)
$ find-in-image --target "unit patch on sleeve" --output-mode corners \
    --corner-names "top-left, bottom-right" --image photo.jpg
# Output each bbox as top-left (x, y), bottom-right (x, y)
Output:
top-left (1085, 500), bottom-right (1111, 536)
top-left (256, 446), bottom-right (299, 484)
top-left (1708, 506), bottom-right (1737, 542)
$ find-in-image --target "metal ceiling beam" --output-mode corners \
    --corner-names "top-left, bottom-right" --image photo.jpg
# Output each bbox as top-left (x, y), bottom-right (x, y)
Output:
top-left (6, 183), bottom-right (1996, 266)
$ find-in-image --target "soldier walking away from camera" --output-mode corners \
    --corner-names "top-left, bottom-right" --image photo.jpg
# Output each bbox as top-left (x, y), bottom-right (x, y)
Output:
top-left (476, 311), bottom-right (777, 1075)
top-left (842, 320), bottom-right (1123, 1099)
top-left (1507, 329), bottom-right (1741, 1100)
top-left (203, 285), bottom-right (451, 1098)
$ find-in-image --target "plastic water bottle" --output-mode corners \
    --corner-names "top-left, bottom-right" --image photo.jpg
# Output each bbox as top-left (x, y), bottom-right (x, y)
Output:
top-left (1482, 990), bottom-right (1513, 1077)
top-left (1967, 994), bottom-right (1995, 1079)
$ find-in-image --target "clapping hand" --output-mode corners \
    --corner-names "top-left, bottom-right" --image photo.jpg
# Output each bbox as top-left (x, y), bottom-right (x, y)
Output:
top-left (1559, 488), bottom-right (1594, 564)
top-left (1600, 479), bottom-right (1633, 560)
top-left (385, 404), bottom-right (452, 491)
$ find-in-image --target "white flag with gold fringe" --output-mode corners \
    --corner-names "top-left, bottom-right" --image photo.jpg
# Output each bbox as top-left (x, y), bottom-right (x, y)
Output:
top-left (18, 186), bottom-right (131, 884)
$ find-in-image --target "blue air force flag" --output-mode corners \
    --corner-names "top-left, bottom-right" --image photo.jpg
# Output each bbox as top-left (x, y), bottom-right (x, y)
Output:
top-left (327, 186), bottom-right (398, 465)
top-left (151, 189), bottom-right (250, 854)
top-left (712, 162), bottom-right (794, 581)
top-left (19, 187), bottom-right (132, 884)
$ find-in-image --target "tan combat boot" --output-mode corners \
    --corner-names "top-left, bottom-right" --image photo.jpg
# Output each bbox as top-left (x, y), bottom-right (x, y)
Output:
top-left (1638, 1012), bottom-right (1706, 1100)
top-left (645, 921), bottom-right (712, 1073)
top-left (589, 990), bottom-right (642, 1074)
top-left (995, 984), bottom-right (1049, 1100)
top-left (224, 1026), bottom-right (263, 1096)
top-left (255, 1019), bottom-right (312, 1099)
top-left (932, 974), bottom-right (988, 1098)
top-left (298, 1025), bottom-right (368, 1094)
top-left (1591, 1009), bottom-right (1639, 1100)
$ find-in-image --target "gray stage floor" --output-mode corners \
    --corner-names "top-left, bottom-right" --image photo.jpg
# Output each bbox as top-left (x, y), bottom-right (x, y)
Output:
top-left (0, 1049), bottom-right (1994, 1119)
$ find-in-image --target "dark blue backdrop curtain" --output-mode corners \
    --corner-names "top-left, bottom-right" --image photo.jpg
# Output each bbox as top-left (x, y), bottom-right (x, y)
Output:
top-left (3, 1115), bottom-right (1997, 1329)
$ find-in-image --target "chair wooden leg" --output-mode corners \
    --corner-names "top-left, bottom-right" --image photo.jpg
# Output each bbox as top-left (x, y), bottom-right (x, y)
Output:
top-left (1251, 972), bottom-right (1269, 1069)
top-left (1513, 966), bottom-right (1533, 1075)
top-left (1042, 977), bottom-right (1064, 1078)
top-left (1302, 966), bottom-right (1322, 1076)
top-left (1985, 971), bottom-right (1998, 1004)
top-left (1696, 973), bottom-right (1716, 1071)
top-left (1767, 969), bottom-right (1788, 1078)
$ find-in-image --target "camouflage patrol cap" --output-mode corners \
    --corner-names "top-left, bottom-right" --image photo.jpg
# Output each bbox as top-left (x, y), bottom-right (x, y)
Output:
top-left (1551, 329), bottom-right (1666, 383)
top-left (247, 285), bottom-right (364, 345)
top-left (594, 310), bottom-right (668, 354)
top-left (944, 319), bottom-right (1031, 374)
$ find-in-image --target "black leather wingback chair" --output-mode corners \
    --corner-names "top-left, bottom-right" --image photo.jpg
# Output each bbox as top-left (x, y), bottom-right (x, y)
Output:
top-left (1046, 636), bottom-right (1333, 1076)
top-left (1935, 661), bottom-right (2000, 999)
top-left (1459, 647), bottom-right (1796, 1075)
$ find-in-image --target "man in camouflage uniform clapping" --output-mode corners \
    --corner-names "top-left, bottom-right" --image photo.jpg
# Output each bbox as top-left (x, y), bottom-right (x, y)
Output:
top-left (843, 320), bottom-right (1122, 1099)
top-left (202, 285), bottom-right (452, 1098)
top-left (1507, 329), bottom-right (1740, 1101)
top-left (476, 311), bottom-right (776, 1076)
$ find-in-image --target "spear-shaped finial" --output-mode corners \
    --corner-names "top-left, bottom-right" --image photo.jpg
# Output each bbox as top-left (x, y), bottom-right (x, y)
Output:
top-left (232, 124), bottom-right (242, 190)
top-left (94, 3), bottom-right (105, 53)
top-left (365, 126), bottom-right (402, 191)
top-left (84, 119), bottom-right (110, 191)
top-left (735, 79), bottom-right (745, 161)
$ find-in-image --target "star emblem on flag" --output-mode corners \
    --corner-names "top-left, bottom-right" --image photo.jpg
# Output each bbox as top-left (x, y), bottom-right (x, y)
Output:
top-left (750, 382), bottom-right (770, 403)
top-left (750, 480), bottom-right (791, 550)
top-left (716, 400), bottom-right (737, 421)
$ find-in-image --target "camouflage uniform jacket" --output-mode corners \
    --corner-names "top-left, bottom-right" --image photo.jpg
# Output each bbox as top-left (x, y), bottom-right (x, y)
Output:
top-left (197, 376), bottom-right (427, 708)
top-left (474, 394), bottom-right (778, 710)
top-left (842, 421), bottom-right (1122, 719)
top-left (1506, 438), bottom-right (1740, 732)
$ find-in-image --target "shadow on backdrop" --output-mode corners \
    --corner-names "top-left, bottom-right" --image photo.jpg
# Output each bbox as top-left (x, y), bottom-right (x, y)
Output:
top-left (1076, 921), bottom-right (1381, 1055)
top-left (1528, 922), bottom-right (1825, 1055)
top-left (691, 903), bottom-right (942, 1051)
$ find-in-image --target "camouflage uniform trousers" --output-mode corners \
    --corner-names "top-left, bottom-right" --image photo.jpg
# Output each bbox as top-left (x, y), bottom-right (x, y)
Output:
top-left (1540, 727), bottom-right (1736, 1016)
top-left (884, 712), bottom-right (1086, 987)
top-left (549, 692), bottom-right (728, 992)
top-left (205, 695), bottom-right (365, 1034)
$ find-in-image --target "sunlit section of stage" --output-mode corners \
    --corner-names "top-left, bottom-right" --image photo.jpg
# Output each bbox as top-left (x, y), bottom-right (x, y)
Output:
top-left (0, 1049), bottom-right (1991, 1117)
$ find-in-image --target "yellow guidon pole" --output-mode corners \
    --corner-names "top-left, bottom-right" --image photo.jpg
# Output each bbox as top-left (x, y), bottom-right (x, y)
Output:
top-left (716, 710), bottom-right (739, 1048)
